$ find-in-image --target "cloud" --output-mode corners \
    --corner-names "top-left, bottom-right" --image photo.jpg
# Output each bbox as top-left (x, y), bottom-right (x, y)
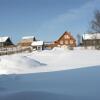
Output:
top-left (37, 0), bottom-right (100, 40)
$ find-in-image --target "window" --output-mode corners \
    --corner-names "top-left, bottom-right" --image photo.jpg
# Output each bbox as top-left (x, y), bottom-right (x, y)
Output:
top-left (60, 40), bottom-right (63, 44)
top-left (70, 40), bottom-right (73, 44)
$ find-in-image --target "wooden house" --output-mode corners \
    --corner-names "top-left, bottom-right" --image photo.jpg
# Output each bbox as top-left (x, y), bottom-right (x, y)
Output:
top-left (45, 31), bottom-right (76, 49)
top-left (0, 36), bottom-right (13, 47)
top-left (82, 33), bottom-right (100, 48)
top-left (18, 36), bottom-right (36, 47)
top-left (31, 41), bottom-right (44, 50)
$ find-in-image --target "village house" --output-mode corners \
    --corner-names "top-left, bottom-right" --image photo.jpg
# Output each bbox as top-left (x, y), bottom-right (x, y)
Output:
top-left (31, 41), bottom-right (44, 50)
top-left (0, 36), bottom-right (13, 47)
top-left (18, 36), bottom-right (36, 47)
top-left (82, 33), bottom-right (100, 48)
top-left (45, 31), bottom-right (76, 49)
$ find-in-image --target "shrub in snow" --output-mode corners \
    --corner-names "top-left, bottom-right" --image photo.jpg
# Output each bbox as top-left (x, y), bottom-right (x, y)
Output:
top-left (66, 46), bottom-right (74, 50)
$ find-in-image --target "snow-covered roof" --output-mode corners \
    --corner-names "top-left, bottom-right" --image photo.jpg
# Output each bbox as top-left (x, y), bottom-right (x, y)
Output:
top-left (82, 33), bottom-right (100, 40)
top-left (0, 37), bottom-right (9, 42)
top-left (22, 36), bottom-right (35, 40)
top-left (31, 41), bottom-right (43, 46)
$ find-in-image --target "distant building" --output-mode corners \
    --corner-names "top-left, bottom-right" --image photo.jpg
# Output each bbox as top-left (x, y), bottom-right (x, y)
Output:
top-left (18, 36), bottom-right (36, 47)
top-left (44, 41), bottom-right (54, 49)
top-left (82, 33), bottom-right (100, 47)
top-left (31, 41), bottom-right (44, 50)
top-left (0, 36), bottom-right (13, 47)
top-left (45, 31), bottom-right (76, 49)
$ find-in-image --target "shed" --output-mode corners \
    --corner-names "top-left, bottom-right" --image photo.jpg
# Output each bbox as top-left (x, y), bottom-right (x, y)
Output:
top-left (31, 41), bottom-right (44, 50)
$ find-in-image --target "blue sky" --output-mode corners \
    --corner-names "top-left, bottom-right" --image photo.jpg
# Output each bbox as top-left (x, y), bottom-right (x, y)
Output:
top-left (0, 0), bottom-right (100, 43)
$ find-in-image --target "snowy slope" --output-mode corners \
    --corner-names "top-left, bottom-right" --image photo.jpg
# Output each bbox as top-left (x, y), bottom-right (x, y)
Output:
top-left (0, 47), bottom-right (100, 74)
top-left (0, 55), bottom-right (46, 74)
top-left (0, 48), bottom-right (100, 100)
top-left (0, 66), bottom-right (100, 100)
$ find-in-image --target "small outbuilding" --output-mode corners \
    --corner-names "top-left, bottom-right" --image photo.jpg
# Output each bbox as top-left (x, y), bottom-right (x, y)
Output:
top-left (31, 41), bottom-right (44, 50)
top-left (0, 36), bottom-right (13, 47)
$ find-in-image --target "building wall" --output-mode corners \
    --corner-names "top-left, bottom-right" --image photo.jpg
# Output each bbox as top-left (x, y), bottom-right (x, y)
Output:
top-left (83, 39), bottom-right (100, 46)
top-left (18, 42), bottom-right (32, 47)
top-left (0, 42), bottom-right (4, 47)
top-left (32, 45), bottom-right (43, 51)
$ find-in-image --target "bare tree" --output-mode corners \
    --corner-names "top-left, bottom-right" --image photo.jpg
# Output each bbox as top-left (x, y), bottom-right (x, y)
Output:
top-left (77, 33), bottom-right (81, 46)
top-left (91, 10), bottom-right (100, 49)
top-left (91, 10), bottom-right (100, 32)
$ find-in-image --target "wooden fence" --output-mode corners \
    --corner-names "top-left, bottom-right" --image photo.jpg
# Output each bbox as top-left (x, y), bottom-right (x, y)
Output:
top-left (0, 46), bottom-right (32, 56)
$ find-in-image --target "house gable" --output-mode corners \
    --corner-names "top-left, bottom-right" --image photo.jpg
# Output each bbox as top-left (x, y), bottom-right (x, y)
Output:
top-left (54, 31), bottom-right (76, 47)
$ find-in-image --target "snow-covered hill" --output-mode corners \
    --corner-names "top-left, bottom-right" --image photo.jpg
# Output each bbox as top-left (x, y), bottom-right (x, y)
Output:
top-left (0, 66), bottom-right (100, 100)
top-left (0, 47), bottom-right (100, 100)
top-left (0, 47), bottom-right (100, 74)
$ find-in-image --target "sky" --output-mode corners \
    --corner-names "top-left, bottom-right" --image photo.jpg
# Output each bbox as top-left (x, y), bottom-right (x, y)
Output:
top-left (0, 0), bottom-right (100, 43)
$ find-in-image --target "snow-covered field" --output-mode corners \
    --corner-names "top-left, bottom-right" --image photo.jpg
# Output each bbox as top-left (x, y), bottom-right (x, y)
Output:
top-left (0, 47), bottom-right (100, 74)
top-left (0, 47), bottom-right (100, 100)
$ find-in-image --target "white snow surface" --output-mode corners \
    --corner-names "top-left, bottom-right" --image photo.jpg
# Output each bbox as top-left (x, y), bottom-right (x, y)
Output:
top-left (0, 66), bottom-right (100, 100)
top-left (0, 47), bottom-right (100, 100)
top-left (0, 47), bottom-right (100, 74)
top-left (0, 55), bottom-right (46, 74)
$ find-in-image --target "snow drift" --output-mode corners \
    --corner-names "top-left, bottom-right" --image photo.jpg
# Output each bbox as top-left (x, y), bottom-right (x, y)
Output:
top-left (0, 55), bottom-right (46, 74)
top-left (0, 47), bottom-right (100, 74)
top-left (0, 47), bottom-right (100, 100)
top-left (0, 66), bottom-right (100, 100)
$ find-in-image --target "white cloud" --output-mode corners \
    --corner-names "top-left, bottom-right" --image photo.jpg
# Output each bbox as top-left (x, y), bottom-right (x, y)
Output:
top-left (37, 0), bottom-right (100, 40)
